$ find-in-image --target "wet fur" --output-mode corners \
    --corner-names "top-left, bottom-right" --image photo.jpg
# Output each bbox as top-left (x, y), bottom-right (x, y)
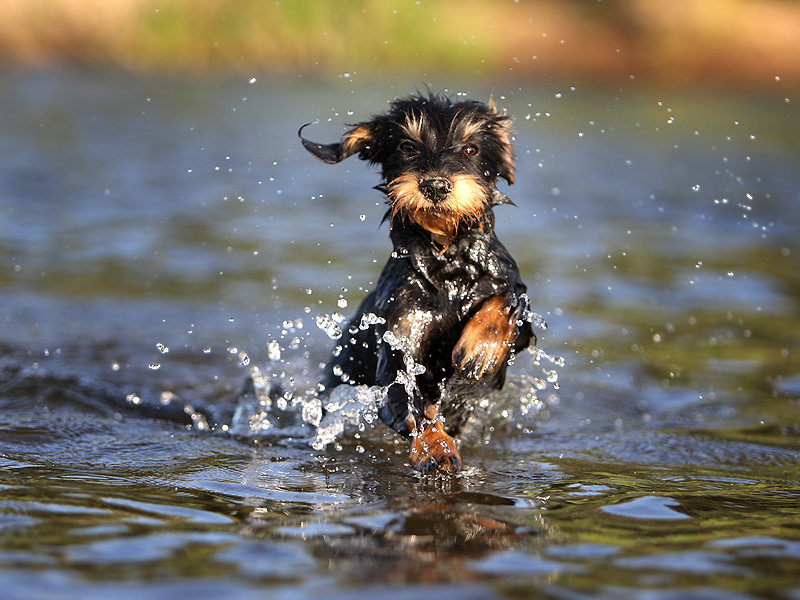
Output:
top-left (300, 93), bottom-right (534, 472)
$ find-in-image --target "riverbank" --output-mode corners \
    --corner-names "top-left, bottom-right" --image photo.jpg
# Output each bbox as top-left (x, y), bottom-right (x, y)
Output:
top-left (2, 0), bottom-right (800, 88)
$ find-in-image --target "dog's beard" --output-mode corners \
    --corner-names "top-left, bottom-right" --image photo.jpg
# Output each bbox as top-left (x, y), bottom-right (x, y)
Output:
top-left (388, 173), bottom-right (489, 240)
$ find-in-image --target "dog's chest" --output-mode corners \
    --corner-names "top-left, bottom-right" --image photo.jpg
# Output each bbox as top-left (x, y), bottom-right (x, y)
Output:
top-left (405, 235), bottom-right (505, 311)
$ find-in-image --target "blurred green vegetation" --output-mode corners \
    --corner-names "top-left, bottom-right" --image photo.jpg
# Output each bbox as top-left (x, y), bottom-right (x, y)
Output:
top-left (2, 0), bottom-right (800, 87)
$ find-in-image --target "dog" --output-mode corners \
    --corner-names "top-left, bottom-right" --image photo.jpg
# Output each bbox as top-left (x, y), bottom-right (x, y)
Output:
top-left (300, 93), bottom-right (534, 473)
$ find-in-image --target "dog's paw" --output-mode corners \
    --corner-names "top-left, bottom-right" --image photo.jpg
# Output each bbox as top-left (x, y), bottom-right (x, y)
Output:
top-left (452, 296), bottom-right (517, 381)
top-left (408, 406), bottom-right (462, 474)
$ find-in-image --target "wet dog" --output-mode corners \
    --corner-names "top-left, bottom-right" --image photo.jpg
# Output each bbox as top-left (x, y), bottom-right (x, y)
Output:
top-left (300, 93), bottom-right (534, 473)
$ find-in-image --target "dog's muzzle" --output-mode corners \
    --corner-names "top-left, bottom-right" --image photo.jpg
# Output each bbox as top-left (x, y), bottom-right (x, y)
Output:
top-left (418, 177), bottom-right (452, 203)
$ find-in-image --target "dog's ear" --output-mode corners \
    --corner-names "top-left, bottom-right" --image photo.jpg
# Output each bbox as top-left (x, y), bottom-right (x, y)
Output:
top-left (299, 122), bottom-right (375, 164)
top-left (487, 96), bottom-right (515, 185)
top-left (495, 125), bottom-right (515, 185)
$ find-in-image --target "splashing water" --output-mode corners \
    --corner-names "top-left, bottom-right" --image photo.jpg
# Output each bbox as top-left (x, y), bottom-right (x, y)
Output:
top-left (227, 302), bottom-right (562, 449)
top-left (266, 339), bottom-right (281, 361)
top-left (359, 312), bottom-right (386, 331)
top-left (381, 330), bottom-right (404, 351)
top-left (518, 293), bottom-right (548, 331)
top-left (310, 384), bottom-right (386, 450)
top-left (528, 346), bottom-right (566, 390)
top-left (394, 353), bottom-right (426, 401)
top-left (229, 364), bottom-right (313, 438)
top-left (315, 313), bottom-right (346, 340)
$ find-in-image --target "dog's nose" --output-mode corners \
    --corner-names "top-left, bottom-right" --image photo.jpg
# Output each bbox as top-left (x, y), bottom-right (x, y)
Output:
top-left (418, 177), bottom-right (452, 202)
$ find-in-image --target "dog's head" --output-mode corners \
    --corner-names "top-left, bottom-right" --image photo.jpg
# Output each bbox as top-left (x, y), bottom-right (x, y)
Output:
top-left (300, 93), bottom-right (515, 241)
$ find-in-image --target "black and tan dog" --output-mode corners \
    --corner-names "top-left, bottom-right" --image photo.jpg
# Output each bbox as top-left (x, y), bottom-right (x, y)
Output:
top-left (300, 93), bottom-right (534, 473)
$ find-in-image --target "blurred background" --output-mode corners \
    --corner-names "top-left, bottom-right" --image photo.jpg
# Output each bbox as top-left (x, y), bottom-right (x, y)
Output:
top-left (2, 0), bottom-right (800, 87)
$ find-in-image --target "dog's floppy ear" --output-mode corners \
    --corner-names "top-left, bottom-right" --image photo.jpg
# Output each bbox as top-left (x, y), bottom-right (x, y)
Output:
top-left (299, 122), bottom-right (375, 165)
top-left (487, 96), bottom-right (516, 185)
top-left (495, 126), bottom-right (515, 185)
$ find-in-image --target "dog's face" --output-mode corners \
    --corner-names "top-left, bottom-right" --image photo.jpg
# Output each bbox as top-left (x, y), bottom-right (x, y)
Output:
top-left (300, 94), bottom-right (515, 240)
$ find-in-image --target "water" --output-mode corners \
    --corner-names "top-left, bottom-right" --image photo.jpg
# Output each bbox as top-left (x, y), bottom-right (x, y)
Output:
top-left (1, 69), bottom-right (799, 599)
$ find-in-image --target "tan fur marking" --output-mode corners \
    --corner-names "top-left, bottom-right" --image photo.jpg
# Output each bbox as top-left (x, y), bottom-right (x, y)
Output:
top-left (388, 172), bottom-right (488, 243)
top-left (496, 125), bottom-right (515, 184)
top-left (341, 124), bottom-right (373, 156)
top-left (408, 405), bottom-right (462, 473)
top-left (449, 173), bottom-right (488, 219)
top-left (460, 117), bottom-right (486, 143)
top-left (401, 114), bottom-right (427, 144)
top-left (452, 296), bottom-right (517, 380)
top-left (484, 97), bottom-right (516, 184)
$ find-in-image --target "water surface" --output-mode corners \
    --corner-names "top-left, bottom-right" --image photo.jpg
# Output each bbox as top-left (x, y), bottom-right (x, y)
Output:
top-left (1, 69), bottom-right (799, 599)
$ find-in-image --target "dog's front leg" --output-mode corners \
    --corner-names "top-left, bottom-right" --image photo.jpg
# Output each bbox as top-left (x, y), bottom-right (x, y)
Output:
top-left (452, 294), bottom-right (525, 381)
top-left (376, 311), bottom-right (462, 473)
top-left (406, 403), bottom-right (463, 474)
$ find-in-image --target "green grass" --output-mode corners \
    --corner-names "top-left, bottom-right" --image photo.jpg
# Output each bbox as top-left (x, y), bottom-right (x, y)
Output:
top-left (1, 0), bottom-right (799, 88)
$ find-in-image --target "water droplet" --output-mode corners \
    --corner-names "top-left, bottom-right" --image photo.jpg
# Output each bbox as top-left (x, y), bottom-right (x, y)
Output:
top-left (382, 331), bottom-right (404, 351)
top-left (315, 314), bottom-right (343, 339)
top-left (266, 340), bottom-right (281, 361)
top-left (156, 343), bottom-right (169, 354)
top-left (359, 312), bottom-right (386, 330)
top-left (337, 298), bottom-right (348, 309)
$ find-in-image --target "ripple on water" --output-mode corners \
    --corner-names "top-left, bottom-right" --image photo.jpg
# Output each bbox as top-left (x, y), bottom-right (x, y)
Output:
top-left (601, 495), bottom-right (690, 520)
top-left (470, 549), bottom-right (583, 576)
top-left (100, 497), bottom-right (236, 526)
top-left (615, 550), bottom-right (744, 575)
top-left (213, 540), bottom-right (316, 579)
top-left (65, 531), bottom-right (239, 565)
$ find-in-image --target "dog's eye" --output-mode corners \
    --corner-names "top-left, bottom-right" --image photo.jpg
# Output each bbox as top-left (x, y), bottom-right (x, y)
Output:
top-left (463, 145), bottom-right (478, 156)
top-left (399, 141), bottom-right (416, 153)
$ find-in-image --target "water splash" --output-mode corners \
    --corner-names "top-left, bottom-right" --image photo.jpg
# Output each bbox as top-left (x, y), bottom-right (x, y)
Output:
top-left (266, 339), bottom-right (281, 361)
top-left (359, 312), bottom-right (386, 331)
top-left (229, 366), bottom-right (309, 438)
top-left (226, 302), bottom-right (562, 449)
top-left (528, 345), bottom-right (566, 390)
top-left (315, 313), bottom-right (346, 340)
top-left (310, 384), bottom-right (386, 450)
top-left (518, 293), bottom-right (548, 330)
